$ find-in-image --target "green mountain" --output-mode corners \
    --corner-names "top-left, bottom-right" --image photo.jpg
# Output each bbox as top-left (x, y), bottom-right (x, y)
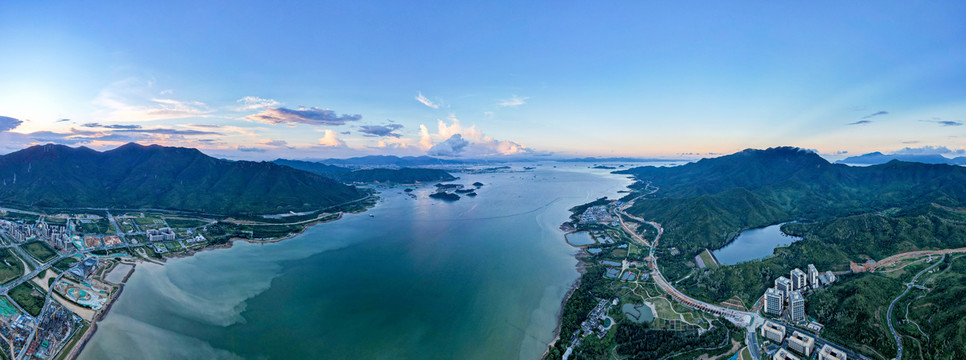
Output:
top-left (0, 143), bottom-right (364, 215)
top-left (275, 159), bottom-right (456, 184)
top-left (618, 147), bottom-right (966, 254)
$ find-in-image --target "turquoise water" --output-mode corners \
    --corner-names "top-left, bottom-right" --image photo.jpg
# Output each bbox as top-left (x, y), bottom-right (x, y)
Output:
top-left (79, 165), bottom-right (632, 360)
top-left (711, 223), bottom-right (802, 265)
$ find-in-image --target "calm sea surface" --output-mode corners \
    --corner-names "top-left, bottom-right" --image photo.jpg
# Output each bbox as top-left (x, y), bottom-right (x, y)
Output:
top-left (79, 165), bottom-right (632, 360)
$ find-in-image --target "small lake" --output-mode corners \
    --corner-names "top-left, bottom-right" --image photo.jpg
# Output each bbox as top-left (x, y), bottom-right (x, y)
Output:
top-left (566, 232), bottom-right (596, 246)
top-left (711, 223), bottom-right (801, 265)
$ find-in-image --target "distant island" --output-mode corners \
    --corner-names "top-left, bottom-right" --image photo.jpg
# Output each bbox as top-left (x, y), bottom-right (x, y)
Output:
top-left (429, 192), bottom-right (460, 201)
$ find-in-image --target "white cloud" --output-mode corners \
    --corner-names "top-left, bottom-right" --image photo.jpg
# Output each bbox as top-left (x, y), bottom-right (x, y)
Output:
top-left (244, 106), bottom-right (361, 126)
top-left (418, 116), bottom-right (532, 157)
top-left (318, 129), bottom-right (346, 147)
top-left (498, 95), bottom-right (528, 107)
top-left (236, 96), bottom-right (280, 111)
top-left (415, 92), bottom-right (440, 109)
top-left (93, 80), bottom-right (210, 122)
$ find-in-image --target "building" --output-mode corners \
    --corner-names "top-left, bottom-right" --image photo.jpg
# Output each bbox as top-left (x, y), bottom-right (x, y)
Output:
top-left (67, 257), bottom-right (99, 280)
top-left (775, 276), bottom-right (793, 300)
top-left (147, 228), bottom-right (176, 242)
top-left (760, 321), bottom-right (786, 343)
top-left (787, 290), bottom-right (805, 322)
top-left (773, 348), bottom-right (801, 360)
top-left (791, 268), bottom-right (807, 291)
top-left (818, 344), bottom-right (848, 360)
top-left (807, 264), bottom-right (819, 288)
top-left (824, 271), bottom-right (837, 284)
top-left (788, 331), bottom-right (815, 356)
top-left (764, 288), bottom-right (784, 316)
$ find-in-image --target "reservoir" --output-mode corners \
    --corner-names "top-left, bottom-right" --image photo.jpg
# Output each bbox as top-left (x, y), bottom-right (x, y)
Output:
top-left (711, 223), bottom-right (801, 265)
top-left (79, 165), bottom-right (632, 360)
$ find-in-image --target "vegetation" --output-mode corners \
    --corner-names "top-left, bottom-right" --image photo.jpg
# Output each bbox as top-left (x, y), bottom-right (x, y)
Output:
top-left (894, 255), bottom-right (966, 359)
top-left (807, 273), bottom-right (903, 359)
top-left (52, 257), bottom-right (78, 271)
top-left (0, 143), bottom-right (364, 215)
top-left (162, 217), bottom-right (209, 228)
top-left (428, 192), bottom-right (460, 201)
top-left (21, 241), bottom-right (57, 262)
top-left (0, 249), bottom-right (25, 284)
top-left (75, 218), bottom-right (113, 234)
top-left (613, 319), bottom-right (740, 360)
top-left (9, 282), bottom-right (45, 316)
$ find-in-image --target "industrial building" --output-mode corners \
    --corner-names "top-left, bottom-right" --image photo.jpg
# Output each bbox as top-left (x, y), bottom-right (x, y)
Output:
top-left (818, 344), bottom-right (848, 360)
top-left (773, 348), bottom-right (801, 360)
top-left (790, 268), bottom-right (807, 291)
top-left (787, 290), bottom-right (805, 322)
top-left (787, 331), bottom-right (815, 356)
top-left (760, 321), bottom-right (786, 343)
top-left (764, 288), bottom-right (784, 316)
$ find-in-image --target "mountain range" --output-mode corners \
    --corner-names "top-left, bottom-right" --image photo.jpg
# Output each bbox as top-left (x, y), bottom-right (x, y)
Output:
top-left (273, 159), bottom-right (456, 183)
top-left (837, 151), bottom-right (966, 165)
top-left (0, 143), bottom-right (364, 215)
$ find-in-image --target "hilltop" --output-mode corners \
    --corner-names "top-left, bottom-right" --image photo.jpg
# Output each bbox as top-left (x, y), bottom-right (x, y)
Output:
top-left (0, 143), bottom-right (364, 215)
top-left (274, 159), bottom-right (456, 183)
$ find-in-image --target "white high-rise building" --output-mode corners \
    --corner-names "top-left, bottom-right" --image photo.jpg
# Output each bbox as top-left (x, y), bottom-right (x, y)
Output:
top-left (818, 344), bottom-right (848, 360)
top-left (764, 287), bottom-right (784, 316)
top-left (788, 290), bottom-right (806, 322)
top-left (807, 264), bottom-right (819, 288)
top-left (791, 268), bottom-right (807, 291)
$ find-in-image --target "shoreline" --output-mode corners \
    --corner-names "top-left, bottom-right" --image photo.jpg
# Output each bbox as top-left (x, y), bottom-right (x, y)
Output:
top-left (67, 204), bottom-right (373, 359)
top-left (542, 225), bottom-right (597, 359)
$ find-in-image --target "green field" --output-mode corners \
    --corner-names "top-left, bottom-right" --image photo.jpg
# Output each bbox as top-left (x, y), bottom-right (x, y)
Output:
top-left (75, 218), bottom-right (113, 234)
top-left (53, 257), bottom-right (79, 271)
top-left (0, 249), bottom-right (25, 284)
top-left (163, 217), bottom-right (209, 228)
top-left (0, 211), bottom-right (39, 223)
top-left (21, 241), bottom-right (57, 262)
top-left (133, 216), bottom-right (164, 226)
top-left (9, 282), bottom-right (45, 316)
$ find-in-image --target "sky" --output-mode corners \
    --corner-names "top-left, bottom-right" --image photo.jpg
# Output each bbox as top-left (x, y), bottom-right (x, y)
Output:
top-left (1, 1), bottom-right (965, 160)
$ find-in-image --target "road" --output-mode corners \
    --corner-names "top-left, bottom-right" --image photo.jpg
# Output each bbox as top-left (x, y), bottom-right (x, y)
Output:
top-left (886, 253), bottom-right (945, 360)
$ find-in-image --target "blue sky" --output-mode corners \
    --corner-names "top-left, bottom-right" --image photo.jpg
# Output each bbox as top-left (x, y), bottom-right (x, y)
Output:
top-left (1, 1), bottom-right (964, 159)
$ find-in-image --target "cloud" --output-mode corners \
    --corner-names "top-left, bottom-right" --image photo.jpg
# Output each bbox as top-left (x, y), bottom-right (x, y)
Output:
top-left (427, 134), bottom-right (470, 156)
top-left (244, 106), bottom-right (361, 126)
top-left (0, 116), bottom-right (23, 132)
top-left (419, 116), bottom-right (533, 157)
top-left (93, 79), bottom-right (211, 122)
top-left (318, 129), bottom-right (346, 147)
top-left (109, 128), bottom-right (223, 136)
top-left (359, 123), bottom-right (404, 138)
top-left (236, 96), bottom-right (280, 111)
top-left (82, 123), bottom-right (143, 130)
top-left (498, 95), bottom-right (528, 107)
top-left (919, 118), bottom-right (963, 127)
top-left (56, 118), bottom-right (70, 123)
top-left (902, 140), bottom-right (920, 144)
top-left (260, 139), bottom-right (289, 147)
top-left (892, 145), bottom-right (966, 156)
top-left (237, 146), bottom-right (267, 152)
top-left (861, 110), bottom-right (889, 119)
top-left (847, 120), bottom-right (872, 126)
top-left (415, 92), bottom-right (439, 109)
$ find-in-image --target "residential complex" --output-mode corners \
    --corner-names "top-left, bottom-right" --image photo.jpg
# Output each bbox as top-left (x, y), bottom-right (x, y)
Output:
top-left (147, 227), bottom-right (177, 242)
top-left (760, 321), bottom-right (786, 342)
top-left (807, 264), bottom-right (819, 288)
top-left (775, 276), bottom-right (792, 300)
top-left (787, 331), bottom-right (815, 357)
top-left (764, 288), bottom-right (784, 316)
top-left (773, 348), bottom-right (801, 360)
top-left (790, 268), bottom-right (807, 291)
top-left (818, 344), bottom-right (848, 360)
top-left (787, 290), bottom-right (805, 322)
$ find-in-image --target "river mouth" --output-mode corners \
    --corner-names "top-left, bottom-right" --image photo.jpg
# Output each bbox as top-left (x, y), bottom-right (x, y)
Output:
top-left (711, 223), bottom-right (802, 265)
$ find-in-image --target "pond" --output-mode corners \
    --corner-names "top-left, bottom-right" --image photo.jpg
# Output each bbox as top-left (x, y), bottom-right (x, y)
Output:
top-left (566, 232), bottom-right (596, 246)
top-left (711, 223), bottom-right (801, 265)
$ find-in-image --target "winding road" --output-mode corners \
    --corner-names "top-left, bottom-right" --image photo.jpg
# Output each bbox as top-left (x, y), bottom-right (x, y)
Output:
top-left (886, 253), bottom-right (945, 360)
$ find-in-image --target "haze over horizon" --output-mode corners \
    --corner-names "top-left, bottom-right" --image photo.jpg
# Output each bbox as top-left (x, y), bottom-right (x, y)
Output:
top-left (1, 2), bottom-right (965, 160)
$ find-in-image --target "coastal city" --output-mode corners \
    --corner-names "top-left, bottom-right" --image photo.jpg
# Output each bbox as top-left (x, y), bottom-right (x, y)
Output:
top-left (0, 208), bottom-right (251, 359)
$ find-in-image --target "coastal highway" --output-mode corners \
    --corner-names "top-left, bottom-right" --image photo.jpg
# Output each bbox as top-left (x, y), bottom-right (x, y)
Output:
top-left (886, 253), bottom-right (946, 360)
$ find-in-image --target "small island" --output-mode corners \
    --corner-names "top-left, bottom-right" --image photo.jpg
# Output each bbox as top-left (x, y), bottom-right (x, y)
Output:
top-left (472, 182), bottom-right (484, 187)
top-left (429, 192), bottom-right (461, 201)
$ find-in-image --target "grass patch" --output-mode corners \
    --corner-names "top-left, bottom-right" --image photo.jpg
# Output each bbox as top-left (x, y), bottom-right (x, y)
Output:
top-left (0, 249), bottom-right (25, 285)
top-left (9, 282), bottom-right (45, 316)
top-left (75, 218), bottom-right (113, 234)
top-left (132, 216), bottom-right (164, 226)
top-left (698, 248), bottom-right (718, 268)
top-left (163, 217), bottom-right (209, 228)
top-left (20, 241), bottom-right (57, 262)
top-left (52, 257), bottom-right (79, 271)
